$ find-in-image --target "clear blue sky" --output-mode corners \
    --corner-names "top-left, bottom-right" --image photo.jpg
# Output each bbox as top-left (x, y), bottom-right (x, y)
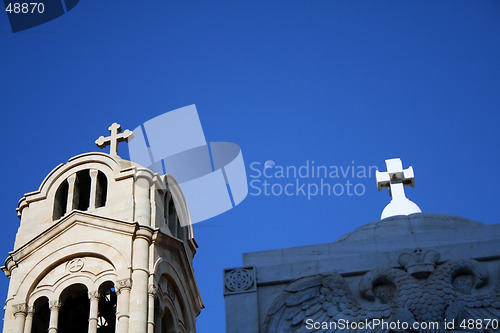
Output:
top-left (1, 1), bottom-right (499, 331)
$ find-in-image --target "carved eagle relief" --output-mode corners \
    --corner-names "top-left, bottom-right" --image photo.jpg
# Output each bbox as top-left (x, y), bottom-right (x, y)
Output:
top-left (264, 254), bottom-right (500, 333)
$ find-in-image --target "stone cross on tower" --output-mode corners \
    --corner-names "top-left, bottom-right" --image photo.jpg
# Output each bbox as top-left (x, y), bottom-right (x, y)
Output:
top-left (95, 123), bottom-right (134, 157)
top-left (376, 158), bottom-right (422, 219)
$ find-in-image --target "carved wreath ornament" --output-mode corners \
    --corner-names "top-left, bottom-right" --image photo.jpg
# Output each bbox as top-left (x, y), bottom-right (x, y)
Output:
top-left (264, 258), bottom-right (500, 333)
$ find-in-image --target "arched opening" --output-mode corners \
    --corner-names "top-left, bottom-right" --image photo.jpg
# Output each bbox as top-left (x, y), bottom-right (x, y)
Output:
top-left (168, 195), bottom-right (176, 227)
top-left (157, 275), bottom-right (190, 333)
top-left (166, 193), bottom-right (177, 236)
top-left (53, 180), bottom-right (69, 220)
top-left (97, 281), bottom-right (117, 333)
top-left (74, 170), bottom-right (91, 211)
top-left (165, 193), bottom-right (186, 239)
top-left (31, 296), bottom-right (50, 333)
top-left (95, 171), bottom-right (107, 208)
top-left (160, 307), bottom-right (175, 333)
top-left (58, 284), bottom-right (90, 333)
top-left (163, 192), bottom-right (170, 221)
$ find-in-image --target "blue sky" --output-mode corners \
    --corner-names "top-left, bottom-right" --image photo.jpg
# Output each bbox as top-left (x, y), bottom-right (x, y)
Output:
top-left (1, 1), bottom-right (499, 331)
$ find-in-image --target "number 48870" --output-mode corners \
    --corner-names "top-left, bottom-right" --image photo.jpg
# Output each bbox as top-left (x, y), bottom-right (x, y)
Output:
top-left (6, 2), bottom-right (45, 14)
top-left (460, 319), bottom-right (499, 330)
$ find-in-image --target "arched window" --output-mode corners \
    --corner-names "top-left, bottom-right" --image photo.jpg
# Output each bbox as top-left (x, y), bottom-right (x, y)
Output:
top-left (53, 180), bottom-right (69, 220)
top-left (97, 281), bottom-right (117, 332)
top-left (168, 196), bottom-right (177, 232)
top-left (58, 284), bottom-right (90, 333)
top-left (74, 170), bottom-right (91, 211)
top-left (31, 297), bottom-right (50, 333)
top-left (164, 192), bottom-right (189, 240)
top-left (95, 171), bottom-right (107, 208)
top-left (165, 193), bottom-right (184, 238)
top-left (163, 192), bottom-right (171, 221)
top-left (53, 169), bottom-right (109, 221)
top-left (160, 307), bottom-right (175, 333)
top-left (156, 276), bottom-right (189, 333)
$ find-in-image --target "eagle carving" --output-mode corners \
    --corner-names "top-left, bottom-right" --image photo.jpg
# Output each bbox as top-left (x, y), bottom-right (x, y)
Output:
top-left (264, 252), bottom-right (500, 333)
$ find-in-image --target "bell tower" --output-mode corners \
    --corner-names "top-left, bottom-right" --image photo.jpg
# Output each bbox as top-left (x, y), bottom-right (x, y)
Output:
top-left (2, 123), bottom-right (203, 333)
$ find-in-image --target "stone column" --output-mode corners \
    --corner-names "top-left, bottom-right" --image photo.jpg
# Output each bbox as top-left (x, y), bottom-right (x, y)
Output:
top-left (3, 260), bottom-right (19, 332)
top-left (128, 228), bottom-right (153, 333)
top-left (23, 306), bottom-right (35, 333)
top-left (12, 303), bottom-right (27, 333)
top-left (66, 173), bottom-right (77, 213)
top-left (134, 172), bottom-right (152, 227)
top-left (116, 278), bottom-right (132, 333)
top-left (147, 284), bottom-right (158, 333)
top-left (88, 291), bottom-right (100, 333)
top-left (89, 169), bottom-right (98, 210)
top-left (48, 301), bottom-right (61, 333)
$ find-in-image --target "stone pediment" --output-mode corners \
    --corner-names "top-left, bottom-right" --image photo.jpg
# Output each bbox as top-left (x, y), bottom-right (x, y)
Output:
top-left (3, 211), bottom-right (137, 279)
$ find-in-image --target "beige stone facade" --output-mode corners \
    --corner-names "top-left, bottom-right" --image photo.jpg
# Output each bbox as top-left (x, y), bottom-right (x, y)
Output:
top-left (2, 152), bottom-right (203, 333)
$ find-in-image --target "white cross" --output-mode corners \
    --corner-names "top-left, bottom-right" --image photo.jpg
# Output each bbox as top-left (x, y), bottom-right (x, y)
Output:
top-left (376, 158), bottom-right (421, 219)
top-left (95, 123), bottom-right (134, 157)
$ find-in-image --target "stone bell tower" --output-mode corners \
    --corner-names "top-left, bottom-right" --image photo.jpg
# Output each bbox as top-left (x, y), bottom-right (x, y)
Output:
top-left (2, 123), bottom-right (203, 333)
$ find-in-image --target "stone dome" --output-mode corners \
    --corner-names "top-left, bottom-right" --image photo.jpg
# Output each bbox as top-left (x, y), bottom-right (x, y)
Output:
top-left (335, 213), bottom-right (484, 243)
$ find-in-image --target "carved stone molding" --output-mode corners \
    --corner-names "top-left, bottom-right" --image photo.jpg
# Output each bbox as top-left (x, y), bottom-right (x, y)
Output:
top-left (12, 303), bottom-right (27, 316)
top-left (116, 278), bottom-right (132, 293)
top-left (26, 306), bottom-right (35, 316)
top-left (148, 284), bottom-right (158, 299)
top-left (224, 267), bottom-right (256, 295)
top-left (49, 300), bottom-right (61, 311)
top-left (89, 291), bottom-right (100, 300)
top-left (134, 228), bottom-right (154, 243)
top-left (66, 258), bottom-right (84, 273)
top-left (166, 282), bottom-right (175, 301)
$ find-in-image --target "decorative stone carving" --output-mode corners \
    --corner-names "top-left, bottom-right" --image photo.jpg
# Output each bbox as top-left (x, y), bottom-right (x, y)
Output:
top-left (263, 259), bottom-right (500, 332)
top-left (66, 258), bottom-right (84, 273)
top-left (166, 282), bottom-right (176, 301)
top-left (398, 249), bottom-right (440, 278)
top-left (224, 267), bottom-right (256, 295)
top-left (116, 278), bottom-right (132, 293)
top-left (89, 290), bottom-right (100, 299)
top-left (148, 284), bottom-right (158, 299)
top-left (49, 300), bottom-right (61, 311)
top-left (12, 303), bottom-right (27, 316)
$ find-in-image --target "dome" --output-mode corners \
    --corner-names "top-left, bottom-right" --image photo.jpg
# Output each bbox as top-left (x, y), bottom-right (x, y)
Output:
top-left (335, 213), bottom-right (484, 243)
